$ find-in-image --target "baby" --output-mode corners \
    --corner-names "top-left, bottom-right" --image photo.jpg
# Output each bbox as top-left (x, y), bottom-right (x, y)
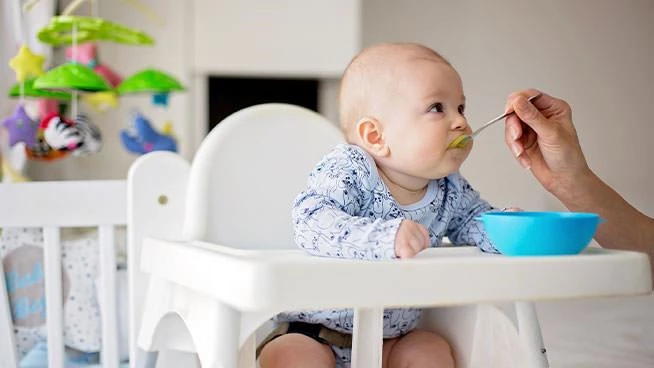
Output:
top-left (259, 42), bottom-right (500, 368)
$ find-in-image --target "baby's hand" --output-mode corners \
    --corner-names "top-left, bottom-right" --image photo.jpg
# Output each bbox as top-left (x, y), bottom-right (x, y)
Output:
top-left (502, 207), bottom-right (523, 212)
top-left (395, 220), bottom-right (430, 259)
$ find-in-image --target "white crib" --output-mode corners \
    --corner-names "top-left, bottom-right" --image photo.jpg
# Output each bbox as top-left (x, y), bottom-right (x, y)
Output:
top-left (0, 104), bottom-right (651, 368)
top-left (0, 180), bottom-right (127, 367)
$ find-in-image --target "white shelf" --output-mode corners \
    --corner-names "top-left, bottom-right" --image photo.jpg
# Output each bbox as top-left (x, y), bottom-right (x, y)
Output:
top-left (191, 0), bottom-right (361, 77)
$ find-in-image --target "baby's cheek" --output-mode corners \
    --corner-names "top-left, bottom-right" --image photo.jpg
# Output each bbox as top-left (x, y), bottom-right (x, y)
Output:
top-left (417, 139), bottom-right (443, 158)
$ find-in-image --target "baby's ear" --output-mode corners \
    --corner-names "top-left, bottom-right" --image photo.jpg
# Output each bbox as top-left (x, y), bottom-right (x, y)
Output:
top-left (356, 117), bottom-right (389, 156)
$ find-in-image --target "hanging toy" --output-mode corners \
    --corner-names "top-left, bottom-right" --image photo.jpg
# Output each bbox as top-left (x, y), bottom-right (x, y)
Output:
top-left (26, 135), bottom-right (70, 161)
top-left (8, 45), bottom-right (45, 82)
top-left (5, 45), bottom-right (47, 149)
top-left (9, 44), bottom-right (59, 120)
top-left (36, 99), bottom-right (62, 120)
top-left (1, 153), bottom-right (30, 183)
top-left (66, 43), bottom-right (122, 86)
top-left (26, 113), bottom-right (102, 161)
top-left (40, 113), bottom-right (81, 151)
top-left (1, 105), bottom-right (38, 148)
top-left (116, 70), bottom-right (184, 154)
top-left (66, 43), bottom-right (122, 112)
top-left (120, 111), bottom-right (177, 155)
top-left (0, 128), bottom-right (29, 183)
top-left (116, 68), bottom-right (184, 108)
top-left (81, 91), bottom-right (118, 111)
top-left (70, 114), bottom-right (102, 156)
top-left (38, 16), bottom-right (154, 46)
top-left (7, 75), bottom-right (72, 140)
top-left (40, 113), bottom-right (102, 154)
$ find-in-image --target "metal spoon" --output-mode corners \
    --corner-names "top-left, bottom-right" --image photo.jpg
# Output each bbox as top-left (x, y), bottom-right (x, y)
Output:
top-left (448, 93), bottom-right (542, 149)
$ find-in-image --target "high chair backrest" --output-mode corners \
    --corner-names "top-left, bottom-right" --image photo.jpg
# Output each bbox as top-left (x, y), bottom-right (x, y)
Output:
top-left (183, 103), bottom-right (344, 249)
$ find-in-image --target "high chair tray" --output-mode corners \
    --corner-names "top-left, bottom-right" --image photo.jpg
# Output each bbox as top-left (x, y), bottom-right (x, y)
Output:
top-left (142, 238), bottom-right (652, 311)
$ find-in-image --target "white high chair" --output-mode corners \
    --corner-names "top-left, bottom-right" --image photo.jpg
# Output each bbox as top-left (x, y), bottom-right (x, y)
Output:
top-left (128, 103), bottom-right (652, 368)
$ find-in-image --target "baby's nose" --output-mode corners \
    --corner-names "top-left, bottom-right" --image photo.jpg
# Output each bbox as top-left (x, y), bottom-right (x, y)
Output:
top-left (451, 115), bottom-right (469, 131)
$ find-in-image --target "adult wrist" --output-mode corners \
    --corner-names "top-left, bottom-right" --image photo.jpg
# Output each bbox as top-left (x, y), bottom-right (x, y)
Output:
top-left (549, 166), bottom-right (598, 210)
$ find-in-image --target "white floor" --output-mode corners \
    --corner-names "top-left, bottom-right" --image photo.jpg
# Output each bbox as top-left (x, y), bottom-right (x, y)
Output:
top-left (538, 295), bottom-right (654, 368)
top-left (154, 296), bottom-right (654, 368)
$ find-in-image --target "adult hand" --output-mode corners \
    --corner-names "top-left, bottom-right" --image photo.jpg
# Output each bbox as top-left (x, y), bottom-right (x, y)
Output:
top-left (504, 89), bottom-right (591, 194)
top-left (395, 220), bottom-right (430, 259)
top-left (505, 91), bottom-right (654, 280)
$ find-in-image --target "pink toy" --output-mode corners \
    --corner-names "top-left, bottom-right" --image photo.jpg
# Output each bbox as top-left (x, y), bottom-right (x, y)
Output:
top-left (65, 43), bottom-right (96, 65)
top-left (66, 43), bottom-right (123, 87)
top-left (93, 64), bottom-right (122, 87)
top-left (37, 99), bottom-right (59, 118)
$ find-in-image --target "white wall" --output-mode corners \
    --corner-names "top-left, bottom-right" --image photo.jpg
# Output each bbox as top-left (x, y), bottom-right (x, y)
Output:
top-left (363, 0), bottom-right (654, 217)
top-left (362, 1), bottom-right (654, 367)
top-left (1, 2), bottom-right (17, 116)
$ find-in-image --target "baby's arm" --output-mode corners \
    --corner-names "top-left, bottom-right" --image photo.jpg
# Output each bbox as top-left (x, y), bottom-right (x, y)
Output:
top-left (292, 149), bottom-right (403, 260)
top-left (293, 188), bottom-right (402, 260)
top-left (445, 174), bottom-right (497, 252)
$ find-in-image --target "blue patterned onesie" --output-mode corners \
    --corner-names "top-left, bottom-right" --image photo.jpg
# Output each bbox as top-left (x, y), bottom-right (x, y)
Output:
top-left (279, 144), bottom-right (497, 366)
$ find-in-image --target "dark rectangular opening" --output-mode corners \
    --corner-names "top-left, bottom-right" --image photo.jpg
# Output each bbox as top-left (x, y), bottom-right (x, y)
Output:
top-left (207, 76), bottom-right (319, 131)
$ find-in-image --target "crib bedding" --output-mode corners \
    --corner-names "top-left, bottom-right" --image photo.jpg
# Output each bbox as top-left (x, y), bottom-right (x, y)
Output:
top-left (0, 226), bottom-right (128, 362)
top-left (19, 341), bottom-right (129, 368)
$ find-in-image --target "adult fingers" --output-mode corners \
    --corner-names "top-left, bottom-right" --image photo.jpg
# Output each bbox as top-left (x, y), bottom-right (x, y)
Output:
top-left (505, 114), bottom-right (524, 153)
top-left (511, 94), bottom-right (552, 136)
top-left (504, 89), bottom-right (541, 113)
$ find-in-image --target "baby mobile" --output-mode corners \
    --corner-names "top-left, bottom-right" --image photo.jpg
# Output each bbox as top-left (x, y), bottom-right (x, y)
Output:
top-left (2, 0), bottom-right (184, 164)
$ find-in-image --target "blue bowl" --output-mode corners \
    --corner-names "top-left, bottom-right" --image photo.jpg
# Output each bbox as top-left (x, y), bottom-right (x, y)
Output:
top-left (477, 211), bottom-right (603, 256)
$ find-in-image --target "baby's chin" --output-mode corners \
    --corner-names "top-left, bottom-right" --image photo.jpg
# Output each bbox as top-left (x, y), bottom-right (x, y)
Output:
top-left (425, 165), bottom-right (463, 180)
top-left (427, 152), bottom-right (470, 178)
top-left (446, 145), bottom-right (471, 163)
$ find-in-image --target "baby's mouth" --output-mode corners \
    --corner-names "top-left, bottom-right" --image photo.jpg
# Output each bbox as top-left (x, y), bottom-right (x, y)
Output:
top-left (447, 135), bottom-right (470, 149)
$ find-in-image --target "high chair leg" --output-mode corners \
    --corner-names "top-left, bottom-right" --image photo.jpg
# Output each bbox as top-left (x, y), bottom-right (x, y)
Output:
top-left (351, 307), bottom-right (384, 368)
top-left (515, 301), bottom-right (549, 368)
top-left (134, 349), bottom-right (158, 368)
top-left (137, 278), bottom-right (180, 353)
top-left (238, 332), bottom-right (257, 368)
top-left (184, 296), bottom-right (241, 368)
top-left (137, 275), bottom-right (242, 368)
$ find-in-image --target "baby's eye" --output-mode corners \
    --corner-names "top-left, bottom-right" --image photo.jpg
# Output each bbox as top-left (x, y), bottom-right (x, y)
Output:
top-left (458, 104), bottom-right (465, 115)
top-left (428, 103), bottom-right (444, 113)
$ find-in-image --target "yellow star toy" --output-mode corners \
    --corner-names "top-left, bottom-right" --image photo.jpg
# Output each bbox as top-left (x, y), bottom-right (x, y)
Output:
top-left (82, 91), bottom-right (119, 111)
top-left (161, 121), bottom-right (176, 137)
top-left (9, 45), bottom-right (45, 82)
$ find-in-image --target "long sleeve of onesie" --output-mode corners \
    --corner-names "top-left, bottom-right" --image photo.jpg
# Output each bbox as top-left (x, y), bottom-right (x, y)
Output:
top-left (445, 174), bottom-right (497, 252)
top-left (292, 145), bottom-right (401, 260)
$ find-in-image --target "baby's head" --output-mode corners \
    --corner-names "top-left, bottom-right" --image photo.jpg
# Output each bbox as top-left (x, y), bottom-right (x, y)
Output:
top-left (338, 42), bottom-right (472, 183)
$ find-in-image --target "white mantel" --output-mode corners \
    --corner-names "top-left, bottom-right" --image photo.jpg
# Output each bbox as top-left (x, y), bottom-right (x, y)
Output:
top-left (191, 0), bottom-right (361, 78)
top-left (187, 0), bottom-right (361, 155)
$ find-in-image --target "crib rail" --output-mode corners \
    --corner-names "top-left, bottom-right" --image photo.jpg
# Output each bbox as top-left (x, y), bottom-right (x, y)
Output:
top-left (0, 180), bottom-right (127, 368)
top-left (0, 181), bottom-right (126, 227)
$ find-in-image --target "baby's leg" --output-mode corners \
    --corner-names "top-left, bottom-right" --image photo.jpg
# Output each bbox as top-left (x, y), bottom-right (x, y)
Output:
top-left (259, 333), bottom-right (336, 368)
top-left (383, 329), bottom-right (455, 368)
